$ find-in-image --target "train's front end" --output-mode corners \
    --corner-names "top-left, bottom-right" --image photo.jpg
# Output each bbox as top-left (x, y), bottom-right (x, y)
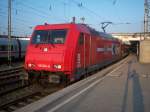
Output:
top-left (25, 24), bottom-right (73, 83)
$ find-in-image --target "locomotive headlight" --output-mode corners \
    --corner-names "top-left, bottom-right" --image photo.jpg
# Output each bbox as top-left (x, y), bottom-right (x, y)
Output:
top-left (54, 64), bottom-right (62, 69)
top-left (57, 65), bottom-right (62, 69)
top-left (28, 63), bottom-right (32, 67)
top-left (28, 63), bottom-right (35, 68)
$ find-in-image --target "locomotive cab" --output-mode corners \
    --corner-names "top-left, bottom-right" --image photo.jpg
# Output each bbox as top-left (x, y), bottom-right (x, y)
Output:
top-left (25, 24), bottom-right (80, 84)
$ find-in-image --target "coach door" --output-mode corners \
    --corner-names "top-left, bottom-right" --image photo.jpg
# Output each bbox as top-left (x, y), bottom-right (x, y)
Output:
top-left (76, 33), bottom-right (90, 71)
top-left (84, 33), bottom-right (90, 69)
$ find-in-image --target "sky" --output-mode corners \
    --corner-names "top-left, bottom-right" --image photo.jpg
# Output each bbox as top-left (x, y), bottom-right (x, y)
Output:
top-left (0, 0), bottom-right (144, 37)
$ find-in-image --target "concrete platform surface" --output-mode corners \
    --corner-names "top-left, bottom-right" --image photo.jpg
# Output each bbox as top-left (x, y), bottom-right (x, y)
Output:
top-left (15, 55), bottom-right (150, 112)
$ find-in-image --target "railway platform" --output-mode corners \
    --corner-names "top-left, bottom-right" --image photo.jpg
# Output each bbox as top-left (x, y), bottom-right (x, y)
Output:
top-left (15, 55), bottom-right (150, 112)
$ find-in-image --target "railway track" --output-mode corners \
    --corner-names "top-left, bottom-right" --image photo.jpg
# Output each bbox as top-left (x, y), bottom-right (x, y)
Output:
top-left (0, 84), bottom-right (64, 112)
top-left (0, 66), bottom-right (64, 112)
top-left (0, 90), bottom-right (45, 112)
top-left (0, 66), bottom-right (28, 95)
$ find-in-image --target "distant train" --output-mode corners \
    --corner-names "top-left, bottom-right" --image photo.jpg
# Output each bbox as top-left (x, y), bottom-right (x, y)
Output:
top-left (0, 37), bottom-right (29, 60)
top-left (25, 23), bottom-right (129, 84)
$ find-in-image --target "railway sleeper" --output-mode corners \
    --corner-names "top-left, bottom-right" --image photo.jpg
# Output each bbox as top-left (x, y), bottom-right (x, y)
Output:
top-left (0, 79), bottom-right (22, 87)
top-left (0, 73), bottom-right (21, 80)
top-left (7, 105), bottom-right (18, 111)
top-left (0, 69), bottom-right (23, 76)
top-left (26, 98), bottom-right (36, 103)
top-left (0, 92), bottom-right (41, 110)
top-left (0, 82), bottom-right (28, 96)
top-left (17, 102), bottom-right (27, 107)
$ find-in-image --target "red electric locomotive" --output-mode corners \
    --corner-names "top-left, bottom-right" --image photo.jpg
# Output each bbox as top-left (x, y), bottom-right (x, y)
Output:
top-left (25, 23), bottom-right (122, 83)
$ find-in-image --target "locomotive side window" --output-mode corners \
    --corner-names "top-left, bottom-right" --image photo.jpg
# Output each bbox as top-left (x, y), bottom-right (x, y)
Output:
top-left (78, 33), bottom-right (84, 45)
top-left (0, 45), bottom-right (14, 51)
top-left (31, 29), bottom-right (67, 44)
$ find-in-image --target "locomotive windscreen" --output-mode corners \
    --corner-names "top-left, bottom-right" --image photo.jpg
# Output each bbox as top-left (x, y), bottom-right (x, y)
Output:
top-left (31, 29), bottom-right (67, 44)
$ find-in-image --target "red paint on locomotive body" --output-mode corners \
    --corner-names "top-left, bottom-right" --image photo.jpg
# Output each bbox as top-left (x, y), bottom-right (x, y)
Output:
top-left (25, 23), bottom-right (125, 83)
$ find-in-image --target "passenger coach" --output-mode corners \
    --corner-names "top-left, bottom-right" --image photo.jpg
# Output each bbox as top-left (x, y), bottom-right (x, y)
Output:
top-left (0, 37), bottom-right (29, 60)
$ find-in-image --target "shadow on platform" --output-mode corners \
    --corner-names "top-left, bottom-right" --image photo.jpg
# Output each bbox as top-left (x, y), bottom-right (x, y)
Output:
top-left (121, 61), bottom-right (144, 112)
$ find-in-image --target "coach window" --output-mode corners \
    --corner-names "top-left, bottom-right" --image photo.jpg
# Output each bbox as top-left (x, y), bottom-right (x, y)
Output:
top-left (0, 46), bottom-right (2, 51)
top-left (0, 45), bottom-right (2, 51)
top-left (1, 45), bottom-right (7, 51)
top-left (11, 45), bottom-right (14, 51)
top-left (78, 33), bottom-right (84, 45)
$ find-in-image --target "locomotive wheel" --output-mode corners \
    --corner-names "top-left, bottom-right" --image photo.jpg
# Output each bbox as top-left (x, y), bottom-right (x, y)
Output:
top-left (28, 72), bottom-right (40, 85)
top-left (60, 75), bottom-right (70, 86)
top-left (38, 78), bottom-right (49, 88)
top-left (28, 75), bottom-right (37, 84)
